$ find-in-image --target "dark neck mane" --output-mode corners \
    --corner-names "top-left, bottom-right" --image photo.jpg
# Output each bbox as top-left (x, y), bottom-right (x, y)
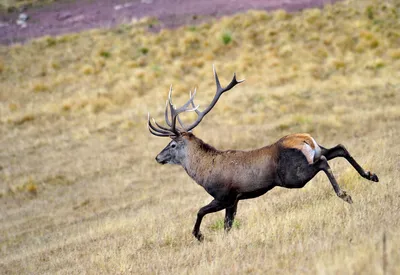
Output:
top-left (197, 138), bottom-right (218, 153)
top-left (183, 132), bottom-right (219, 154)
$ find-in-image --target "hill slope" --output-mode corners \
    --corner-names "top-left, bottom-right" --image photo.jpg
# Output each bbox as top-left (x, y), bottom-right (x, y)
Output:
top-left (0, 0), bottom-right (399, 273)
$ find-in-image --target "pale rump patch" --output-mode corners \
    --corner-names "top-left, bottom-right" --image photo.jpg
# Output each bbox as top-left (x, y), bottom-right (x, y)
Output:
top-left (301, 137), bottom-right (322, 164)
top-left (310, 137), bottom-right (322, 161)
top-left (281, 134), bottom-right (322, 164)
top-left (301, 143), bottom-right (315, 164)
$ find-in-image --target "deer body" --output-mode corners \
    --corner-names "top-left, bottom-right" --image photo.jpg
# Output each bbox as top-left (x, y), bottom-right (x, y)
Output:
top-left (149, 67), bottom-right (379, 241)
top-left (182, 133), bottom-right (279, 200)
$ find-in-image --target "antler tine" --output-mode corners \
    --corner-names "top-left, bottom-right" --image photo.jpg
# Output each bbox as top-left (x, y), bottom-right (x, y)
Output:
top-left (168, 88), bottom-right (199, 133)
top-left (177, 90), bottom-right (201, 130)
top-left (168, 84), bottom-right (173, 105)
top-left (166, 85), bottom-right (175, 127)
top-left (183, 65), bottom-right (244, 132)
top-left (213, 64), bottom-right (222, 91)
top-left (176, 89), bottom-right (199, 112)
top-left (148, 126), bottom-right (170, 137)
top-left (153, 118), bottom-right (173, 132)
top-left (177, 115), bottom-right (185, 129)
top-left (148, 114), bottom-right (169, 135)
top-left (164, 100), bottom-right (172, 127)
top-left (166, 85), bottom-right (186, 133)
top-left (189, 89), bottom-right (201, 115)
top-left (148, 113), bottom-right (175, 137)
top-left (214, 64), bottom-right (245, 94)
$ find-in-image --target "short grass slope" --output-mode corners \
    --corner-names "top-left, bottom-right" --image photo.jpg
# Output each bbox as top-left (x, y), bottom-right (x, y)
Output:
top-left (0, 0), bottom-right (58, 10)
top-left (0, 0), bottom-right (399, 274)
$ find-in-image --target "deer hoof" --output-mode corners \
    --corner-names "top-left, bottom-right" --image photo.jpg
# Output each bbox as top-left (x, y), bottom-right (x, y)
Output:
top-left (339, 191), bottom-right (353, 204)
top-left (193, 231), bottom-right (204, 242)
top-left (366, 171), bottom-right (379, 182)
top-left (196, 233), bottom-right (204, 242)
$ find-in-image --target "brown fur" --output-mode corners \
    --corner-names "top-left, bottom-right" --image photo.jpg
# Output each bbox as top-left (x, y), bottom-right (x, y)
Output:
top-left (183, 134), bottom-right (279, 199)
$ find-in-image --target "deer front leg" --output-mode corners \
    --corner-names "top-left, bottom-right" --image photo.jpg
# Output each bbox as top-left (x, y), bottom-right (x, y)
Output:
top-left (320, 144), bottom-right (379, 182)
top-left (193, 199), bottom-right (231, 241)
top-left (224, 201), bottom-right (238, 232)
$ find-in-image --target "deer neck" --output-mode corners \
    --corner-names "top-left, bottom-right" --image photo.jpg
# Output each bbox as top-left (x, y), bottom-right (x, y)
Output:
top-left (181, 135), bottom-right (219, 186)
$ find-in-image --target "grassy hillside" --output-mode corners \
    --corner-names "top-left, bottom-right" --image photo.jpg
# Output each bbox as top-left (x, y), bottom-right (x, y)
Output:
top-left (0, 0), bottom-right (399, 273)
top-left (0, 0), bottom-right (59, 10)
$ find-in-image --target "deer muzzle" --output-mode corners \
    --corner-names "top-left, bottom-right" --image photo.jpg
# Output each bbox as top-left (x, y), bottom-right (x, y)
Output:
top-left (155, 155), bottom-right (167, 165)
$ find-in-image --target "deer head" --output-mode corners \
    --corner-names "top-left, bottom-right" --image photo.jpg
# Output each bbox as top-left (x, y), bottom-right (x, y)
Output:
top-left (148, 66), bottom-right (244, 165)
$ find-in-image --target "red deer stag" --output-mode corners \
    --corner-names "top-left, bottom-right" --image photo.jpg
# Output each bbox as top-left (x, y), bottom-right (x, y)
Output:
top-left (147, 66), bottom-right (379, 241)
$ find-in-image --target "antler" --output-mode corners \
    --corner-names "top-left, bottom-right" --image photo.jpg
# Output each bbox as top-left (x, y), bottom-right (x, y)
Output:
top-left (180, 65), bottom-right (244, 131)
top-left (147, 65), bottom-right (244, 137)
top-left (148, 85), bottom-right (199, 137)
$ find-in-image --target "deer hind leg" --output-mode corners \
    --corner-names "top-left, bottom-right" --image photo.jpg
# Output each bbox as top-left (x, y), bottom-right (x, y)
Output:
top-left (224, 201), bottom-right (238, 232)
top-left (320, 144), bottom-right (379, 182)
top-left (278, 149), bottom-right (352, 203)
top-left (316, 156), bottom-right (353, 204)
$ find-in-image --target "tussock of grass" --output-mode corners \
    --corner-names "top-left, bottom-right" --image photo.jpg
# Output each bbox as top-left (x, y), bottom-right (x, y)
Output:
top-left (0, 174), bottom-right (74, 198)
top-left (221, 31), bottom-right (233, 45)
top-left (4, 178), bottom-right (38, 196)
top-left (209, 219), bottom-right (241, 231)
top-left (10, 114), bottom-right (35, 125)
top-left (0, 0), bottom-right (399, 274)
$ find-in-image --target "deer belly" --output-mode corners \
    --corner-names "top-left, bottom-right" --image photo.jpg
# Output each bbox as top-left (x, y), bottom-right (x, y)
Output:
top-left (203, 182), bottom-right (234, 201)
top-left (231, 168), bottom-right (276, 193)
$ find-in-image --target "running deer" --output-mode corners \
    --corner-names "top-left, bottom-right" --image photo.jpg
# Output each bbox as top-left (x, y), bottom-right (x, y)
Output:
top-left (147, 66), bottom-right (379, 241)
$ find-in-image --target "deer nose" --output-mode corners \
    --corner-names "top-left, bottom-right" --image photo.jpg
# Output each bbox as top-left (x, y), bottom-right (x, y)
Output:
top-left (155, 155), bottom-right (167, 164)
top-left (155, 155), bottom-right (163, 163)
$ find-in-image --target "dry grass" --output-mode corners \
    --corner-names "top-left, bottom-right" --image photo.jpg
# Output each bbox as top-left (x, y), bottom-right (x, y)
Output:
top-left (0, 0), bottom-right (400, 274)
top-left (0, 0), bottom-right (57, 10)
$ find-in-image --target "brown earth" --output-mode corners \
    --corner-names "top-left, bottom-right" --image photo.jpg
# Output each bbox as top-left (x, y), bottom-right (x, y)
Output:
top-left (0, 0), bottom-right (340, 44)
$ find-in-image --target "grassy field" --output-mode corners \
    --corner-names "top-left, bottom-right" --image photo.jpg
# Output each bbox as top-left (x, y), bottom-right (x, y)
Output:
top-left (1, 0), bottom-right (400, 273)
top-left (0, 0), bottom-right (59, 10)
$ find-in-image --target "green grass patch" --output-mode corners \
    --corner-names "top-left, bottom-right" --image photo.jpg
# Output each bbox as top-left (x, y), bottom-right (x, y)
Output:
top-left (221, 31), bottom-right (232, 45)
top-left (209, 219), bottom-right (241, 231)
